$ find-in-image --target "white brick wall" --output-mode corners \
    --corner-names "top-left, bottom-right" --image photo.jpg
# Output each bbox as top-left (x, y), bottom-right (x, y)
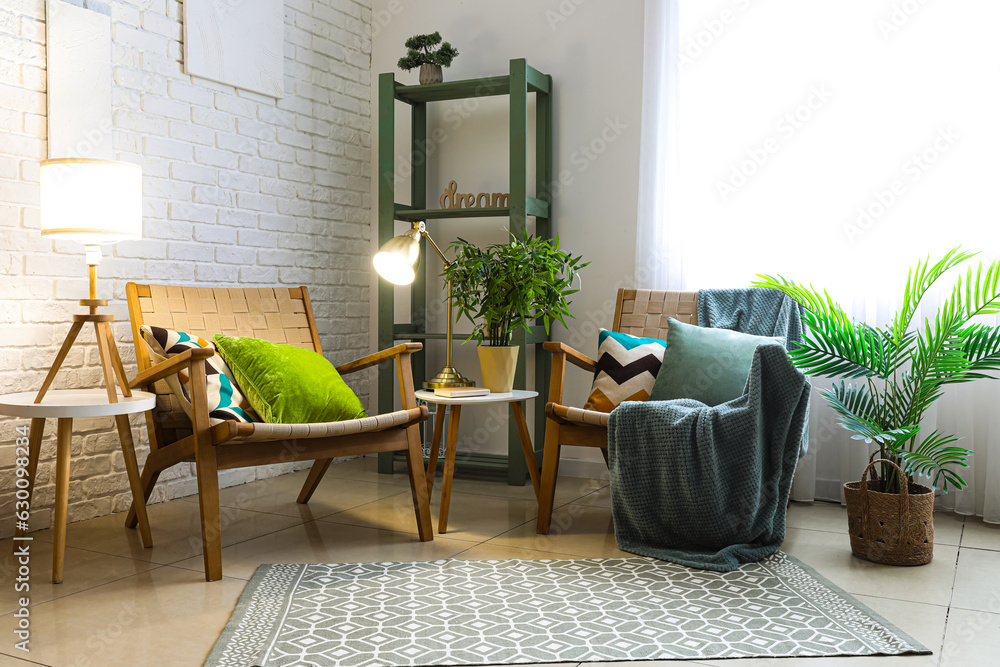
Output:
top-left (0, 0), bottom-right (373, 537)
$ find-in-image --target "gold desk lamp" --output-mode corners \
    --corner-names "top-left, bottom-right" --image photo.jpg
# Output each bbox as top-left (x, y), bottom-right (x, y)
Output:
top-left (374, 221), bottom-right (475, 389)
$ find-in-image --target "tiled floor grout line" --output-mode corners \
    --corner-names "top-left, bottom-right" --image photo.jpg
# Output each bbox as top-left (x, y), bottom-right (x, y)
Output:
top-left (853, 591), bottom-right (951, 609)
top-left (937, 524), bottom-right (966, 667)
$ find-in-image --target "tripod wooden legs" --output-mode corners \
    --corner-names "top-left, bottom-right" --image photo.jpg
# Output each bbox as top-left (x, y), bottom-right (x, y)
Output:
top-left (28, 318), bottom-right (153, 550)
top-left (34, 321), bottom-right (83, 403)
top-left (52, 418), bottom-right (72, 583)
top-left (92, 320), bottom-right (153, 548)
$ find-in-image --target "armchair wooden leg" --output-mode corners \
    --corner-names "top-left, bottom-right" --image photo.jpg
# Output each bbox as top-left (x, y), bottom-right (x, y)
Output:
top-left (195, 443), bottom-right (223, 582)
top-left (190, 359), bottom-right (223, 581)
top-left (297, 459), bottom-right (332, 504)
top-left (536, 420), bottom-right (562, 535)
top-left (601, 447), bottom-right (610, 467)
top-left (114, 414), bottom-right (152, 548)
top-left (403, 425), bottom-right (434, 542)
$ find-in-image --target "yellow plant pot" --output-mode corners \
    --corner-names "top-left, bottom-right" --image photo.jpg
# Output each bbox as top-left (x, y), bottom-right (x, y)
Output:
top-left (477, 346), bottom-right (518, 393)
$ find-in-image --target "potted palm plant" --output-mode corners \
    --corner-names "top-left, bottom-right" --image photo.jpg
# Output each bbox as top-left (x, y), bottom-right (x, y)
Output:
top-left (754, 248), bottom-right (1000, 565)
top-left (443, 232), bottom-right (588, 392)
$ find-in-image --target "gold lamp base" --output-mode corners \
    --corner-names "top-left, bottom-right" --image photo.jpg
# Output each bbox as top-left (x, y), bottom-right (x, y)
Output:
top-left (423, 366), bottom-right (476, 389)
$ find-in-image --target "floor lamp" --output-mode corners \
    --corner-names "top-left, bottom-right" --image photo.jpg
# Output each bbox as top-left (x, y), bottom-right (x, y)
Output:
top-left (374, 220), bottom-right (475, 389)
top-left (15, 158), bottom-right (153, 564)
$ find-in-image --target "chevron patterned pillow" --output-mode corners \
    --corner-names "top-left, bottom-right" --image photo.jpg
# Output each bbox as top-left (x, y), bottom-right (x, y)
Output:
top-left (584, 329), bottom-right (667, 413)
top-left (139, 325), bottom-right (259, 425)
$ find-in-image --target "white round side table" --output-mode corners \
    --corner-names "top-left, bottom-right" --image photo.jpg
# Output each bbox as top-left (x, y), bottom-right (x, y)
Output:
top-left (414, 389), bottom-right (539, 533)
top-left (0, 389), bottom-right (156, 583)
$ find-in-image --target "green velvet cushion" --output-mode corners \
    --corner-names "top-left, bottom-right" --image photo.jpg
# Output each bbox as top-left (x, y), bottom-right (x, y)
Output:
top-left (213, 335), bottom-right (367, 424)
top-left (649, 317), bottom-right (785, 407)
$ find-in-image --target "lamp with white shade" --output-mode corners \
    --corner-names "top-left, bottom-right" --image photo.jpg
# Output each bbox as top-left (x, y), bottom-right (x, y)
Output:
top-left (35, 157), bottom-right (143, 404)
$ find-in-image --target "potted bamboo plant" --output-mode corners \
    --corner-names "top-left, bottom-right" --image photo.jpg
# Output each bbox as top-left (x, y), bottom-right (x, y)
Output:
top-left (754, 248), bottom-right (1000, 565)
top-left (443, 232), bottom-right (588, 392)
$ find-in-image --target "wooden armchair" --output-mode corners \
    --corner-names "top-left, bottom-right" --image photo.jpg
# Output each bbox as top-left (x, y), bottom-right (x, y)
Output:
top-left (123, 283), bottom-right (433, 580)
top-left (537, 288), bottom-right (699, 533)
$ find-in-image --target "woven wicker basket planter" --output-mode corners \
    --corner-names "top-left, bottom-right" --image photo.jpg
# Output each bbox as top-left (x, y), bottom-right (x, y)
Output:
top-left (843, 459), bottom-right (935, 566)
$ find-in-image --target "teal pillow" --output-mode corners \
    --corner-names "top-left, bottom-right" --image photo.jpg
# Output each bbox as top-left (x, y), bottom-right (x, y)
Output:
top-left (213, 335), bottom-right (366, 424)
top-left (649, 317), bottom-right (785, 407)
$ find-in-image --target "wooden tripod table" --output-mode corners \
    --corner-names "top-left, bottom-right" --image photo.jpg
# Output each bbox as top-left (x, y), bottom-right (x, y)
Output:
top-left (2, 269), bottom-right (158, 582)
top-left (415, 390), bottom-right (540, 533)
top-left (0, 390), bottom-right (155, 583)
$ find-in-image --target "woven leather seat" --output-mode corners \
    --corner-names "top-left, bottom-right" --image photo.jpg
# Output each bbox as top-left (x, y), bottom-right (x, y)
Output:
top-left (546, 404), bottom-right (611, 427)
top-left (538, 288), bottom-right (699, 534)
top-left (219, 407), bottom-right (424, 442)
top-left (124, 283), bottom-right (433, 581)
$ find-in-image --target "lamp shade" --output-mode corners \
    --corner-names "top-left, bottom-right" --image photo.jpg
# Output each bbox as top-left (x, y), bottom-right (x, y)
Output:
top-left (39, 158), bottom-right (142, 244)
top-left (373, 229), bottom-right (421, 285)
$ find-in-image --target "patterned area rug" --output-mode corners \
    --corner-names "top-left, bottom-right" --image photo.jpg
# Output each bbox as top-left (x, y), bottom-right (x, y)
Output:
top-left (206, 553), bottom-right (929, 666)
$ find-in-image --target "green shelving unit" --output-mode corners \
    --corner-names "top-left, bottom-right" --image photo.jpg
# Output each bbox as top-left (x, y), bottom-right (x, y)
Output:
top-left (377, 58), bottom-right (553, 485)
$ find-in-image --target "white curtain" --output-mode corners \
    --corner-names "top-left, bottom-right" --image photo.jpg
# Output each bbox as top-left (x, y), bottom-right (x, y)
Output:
top-left (638, 0), bottom-right (1000, 521)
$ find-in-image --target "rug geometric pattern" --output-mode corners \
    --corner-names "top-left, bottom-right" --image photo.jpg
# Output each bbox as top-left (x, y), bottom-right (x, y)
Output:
top-left (206, 553), bottom-right (929, 666)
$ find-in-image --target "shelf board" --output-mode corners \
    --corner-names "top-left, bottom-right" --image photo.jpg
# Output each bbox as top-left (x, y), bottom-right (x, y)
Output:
top-left (392, 325), bottom-right (548, 345)
top-left (396, 76), bottom-right (510, 103)
top-left (394, 197), bottom-right (549, 222)
top-left (388, 450), bottom-right (538, 480)
top-left (393, 332), bottom-right (448, 341)
top-left (395, 206), bottom-right (509, 221)
top-left (526, 197), bottom-right (550, 219)
top-left (394, 69), bottom-right (550, 104)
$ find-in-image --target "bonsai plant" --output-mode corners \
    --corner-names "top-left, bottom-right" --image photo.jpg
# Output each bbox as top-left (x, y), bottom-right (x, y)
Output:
top-left (754, 248), bottom-right (1000, 564)
top-left (397, 32), bottom-right (459, 84)
top-left (443, 232), bottom-right (588, 391)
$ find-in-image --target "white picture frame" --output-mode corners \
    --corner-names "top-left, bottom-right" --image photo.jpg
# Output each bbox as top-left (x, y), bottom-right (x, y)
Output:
top-left (46, 0), bottom-right (113, 158)
top-left (182, 0), bottom-right (285, 98)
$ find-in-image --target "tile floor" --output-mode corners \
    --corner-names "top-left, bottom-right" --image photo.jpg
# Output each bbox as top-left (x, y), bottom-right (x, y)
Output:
top-left (1, 456), bottom-right (999, 666)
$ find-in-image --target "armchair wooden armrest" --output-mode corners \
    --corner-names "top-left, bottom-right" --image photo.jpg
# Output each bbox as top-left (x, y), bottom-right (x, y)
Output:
top-left (335, 343), bottom-right (423, 375)
top-left (542, 341), bottom-right (597, 372)
top-left (129, 347), bottom-right (216, 389)
top-left (336, 342), bottom-right (424, 410)
top-left (542, 341), bottom-right (597, 406)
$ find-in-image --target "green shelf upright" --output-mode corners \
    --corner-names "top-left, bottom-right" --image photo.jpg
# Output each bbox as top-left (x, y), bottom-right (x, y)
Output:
top-left (377, 58), bottom-right (553, 485)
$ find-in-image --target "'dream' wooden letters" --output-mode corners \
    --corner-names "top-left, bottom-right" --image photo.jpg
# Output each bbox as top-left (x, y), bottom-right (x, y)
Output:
top-left (440, 180), bottom-right (510, 209)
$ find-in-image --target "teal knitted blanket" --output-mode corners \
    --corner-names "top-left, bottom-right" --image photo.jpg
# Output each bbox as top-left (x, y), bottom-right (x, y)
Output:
top-left (607, 289), bottom-right (810, 571)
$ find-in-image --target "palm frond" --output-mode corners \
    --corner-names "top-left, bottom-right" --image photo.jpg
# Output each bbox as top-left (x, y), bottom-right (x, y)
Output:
top-left (889, 371), bottom-right (944, 429)
top-left (892, 247), bottom-right (976, 345)
top-left (819, 385), bottom-right (919, 445)
top-left (895, 431), bottom-right (971, 493)
top-left (753, 277), bottom-right (890, 377)
top-left (963, 260), bottom-right (1000, 319)
top-left (953, 323), bottom-right (1000, 380)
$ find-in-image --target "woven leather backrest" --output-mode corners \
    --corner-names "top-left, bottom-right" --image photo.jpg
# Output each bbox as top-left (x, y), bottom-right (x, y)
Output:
top-left (126, 283), bottom-right (321, 445)
top-left (612, 288), bottom-right (699, 339)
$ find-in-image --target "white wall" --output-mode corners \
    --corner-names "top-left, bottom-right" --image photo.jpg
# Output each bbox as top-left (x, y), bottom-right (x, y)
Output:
top-left (370, 0), bottom-right (646, 476)
top-left (0, 0), bottom-right (373, 535)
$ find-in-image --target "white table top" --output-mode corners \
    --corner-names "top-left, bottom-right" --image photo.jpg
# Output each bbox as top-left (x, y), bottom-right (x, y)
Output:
top-left (415, 389), bottom-right (538, 405)
top-left (0, 389), bottom-right (157, 418)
